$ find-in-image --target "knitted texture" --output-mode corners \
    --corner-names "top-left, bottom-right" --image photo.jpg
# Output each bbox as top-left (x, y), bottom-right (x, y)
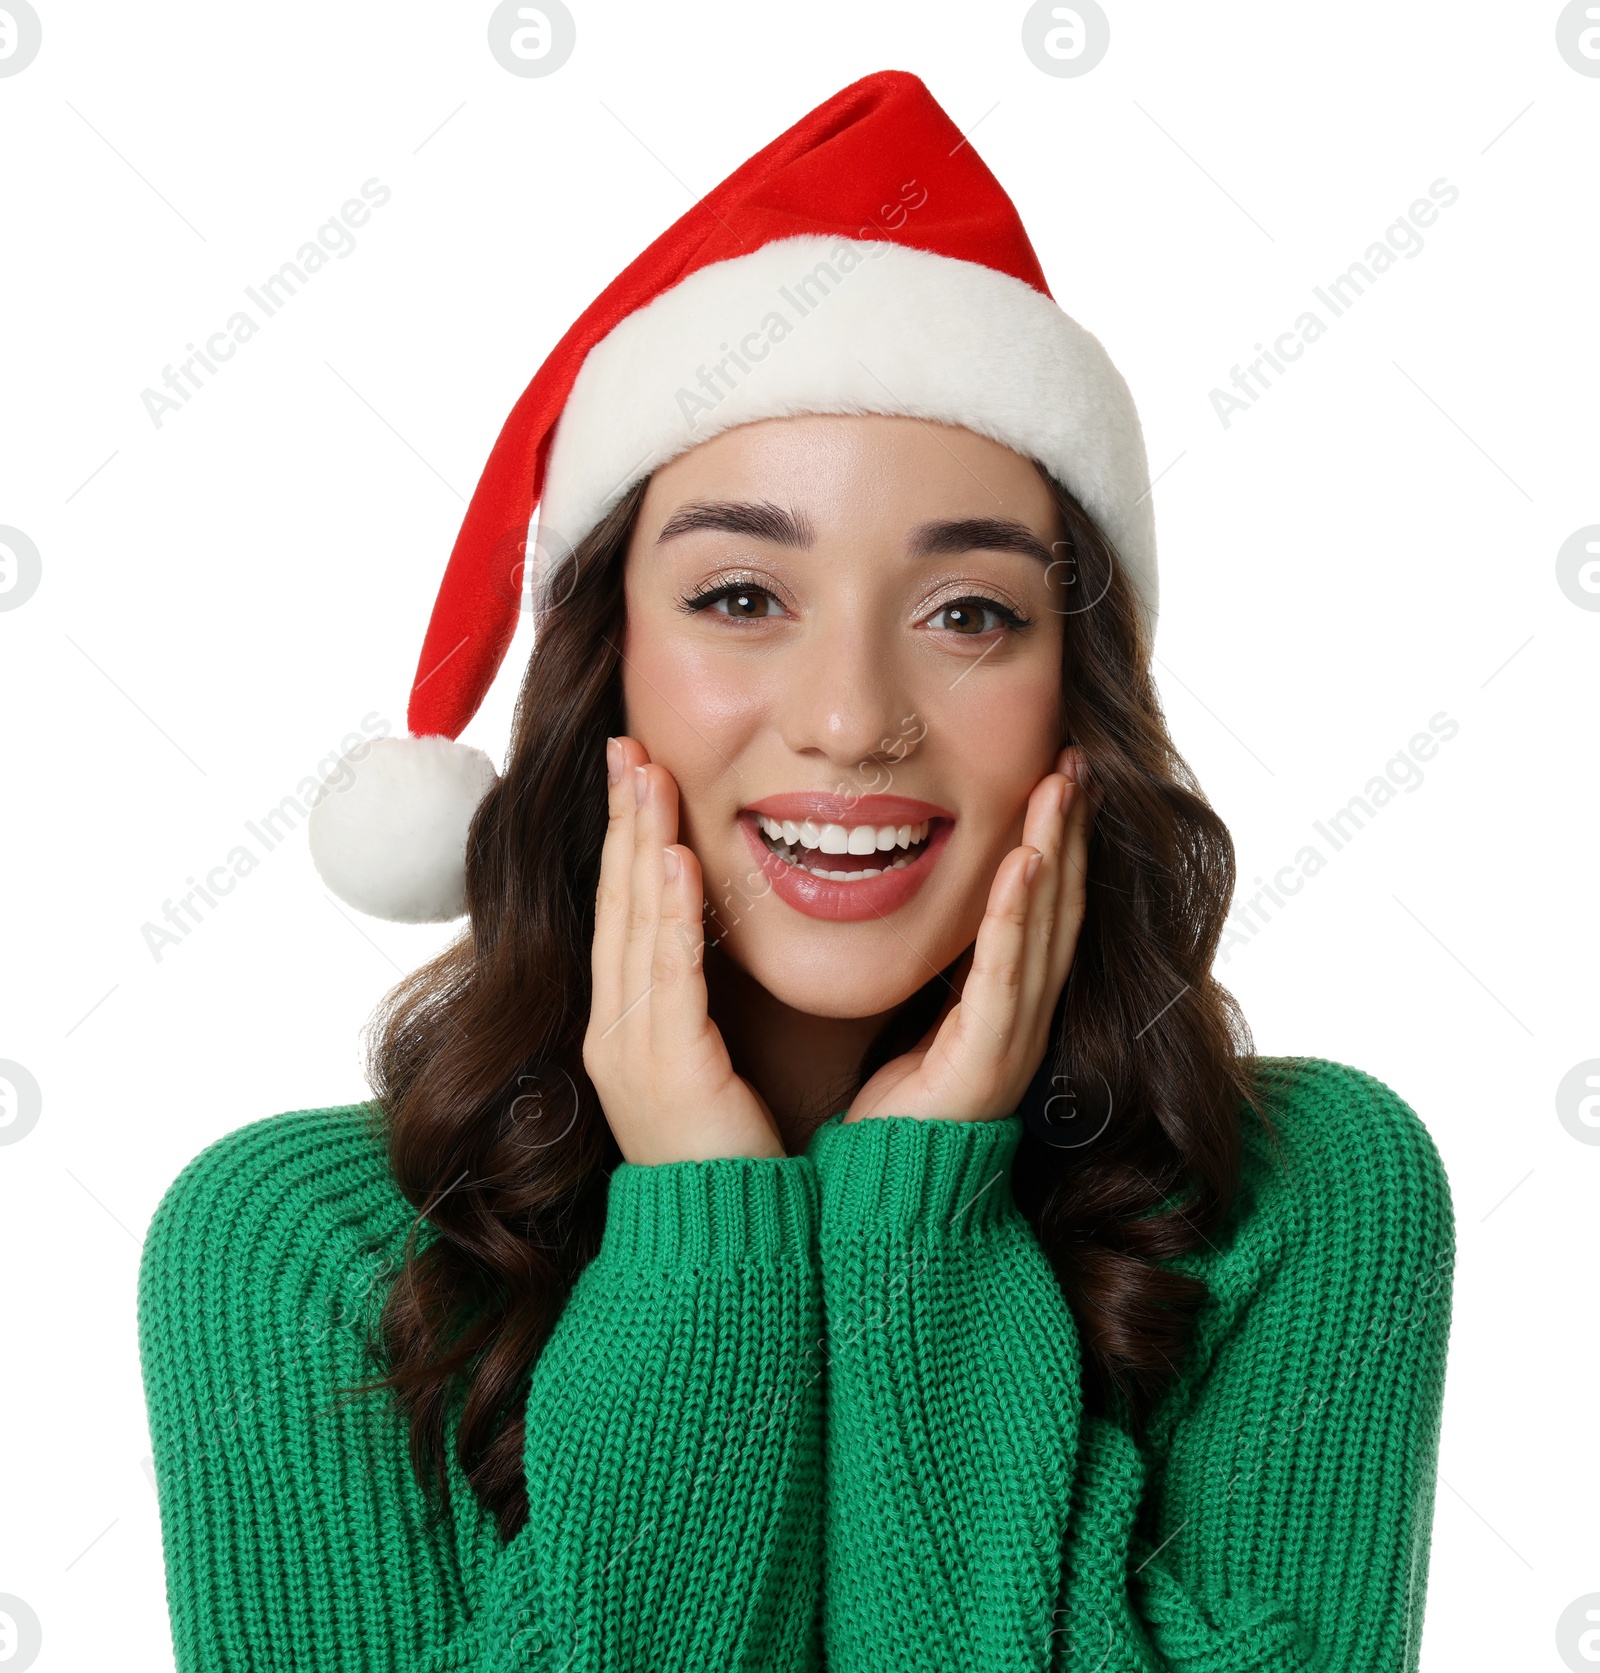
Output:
top-left (137, 1056), bottom-right (1454, 1671)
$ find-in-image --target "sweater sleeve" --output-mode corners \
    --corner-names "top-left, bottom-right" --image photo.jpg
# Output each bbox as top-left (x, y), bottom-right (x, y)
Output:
top-left (463, 1145), bottom-right (827, 1671)
top-left (138, 1104), bottom-right (826, 1673)
top-left (1128, 1058), bottom-right (1456, 1673)
top-left (804, 1056), bottom-right (1455, 1673)
top-left (138, 1106), bottom-right (496, 1673)
top-left (805, 1110), bottom-right (1084, 1671)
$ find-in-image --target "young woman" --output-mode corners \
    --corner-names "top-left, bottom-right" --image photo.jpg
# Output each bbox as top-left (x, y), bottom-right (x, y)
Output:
top-left (138, 72), bottom-right (1454, 1672)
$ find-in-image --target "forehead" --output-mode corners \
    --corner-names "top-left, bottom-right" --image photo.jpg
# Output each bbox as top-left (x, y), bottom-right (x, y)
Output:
top-left (635, 413), bottom-right (1059, 537)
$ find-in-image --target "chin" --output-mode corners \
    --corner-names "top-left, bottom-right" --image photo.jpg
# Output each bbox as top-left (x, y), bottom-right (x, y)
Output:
top-left (723, 887), bottom-right (978, 1015)
top-left (733, 941), bottom-right (943, 1020)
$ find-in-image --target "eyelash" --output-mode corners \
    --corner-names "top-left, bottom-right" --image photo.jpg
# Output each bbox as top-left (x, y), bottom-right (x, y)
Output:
top-left (678, 582), bottom-right (1033, 636)
top-left (678, 580), bottom-right (785, 619)
top-left (925, 595), bottom-right (1033, 636)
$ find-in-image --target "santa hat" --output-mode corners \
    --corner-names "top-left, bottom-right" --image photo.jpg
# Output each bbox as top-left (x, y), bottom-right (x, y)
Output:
top-left (309, 68), bottom-right (1158, 924)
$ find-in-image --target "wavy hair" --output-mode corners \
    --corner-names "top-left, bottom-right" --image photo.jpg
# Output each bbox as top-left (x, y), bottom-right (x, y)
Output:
top-left (354, 468), bottom-right (1263, 1542)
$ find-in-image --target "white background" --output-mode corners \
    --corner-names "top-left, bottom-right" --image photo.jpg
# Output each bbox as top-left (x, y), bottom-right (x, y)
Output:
top-left (2, 3), bottom-right (1596, 1668)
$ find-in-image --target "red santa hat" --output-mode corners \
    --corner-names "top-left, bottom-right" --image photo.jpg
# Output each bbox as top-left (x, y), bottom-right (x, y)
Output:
top-left (309, 68), bottom-right (1158, 923)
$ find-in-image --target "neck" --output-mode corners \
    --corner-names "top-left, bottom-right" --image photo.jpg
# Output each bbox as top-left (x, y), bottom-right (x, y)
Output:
top-left (704, 949), bottom-right (893, 1157)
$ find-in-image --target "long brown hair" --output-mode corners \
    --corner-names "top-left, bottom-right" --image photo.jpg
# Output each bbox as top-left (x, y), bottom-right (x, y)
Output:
top-left (357, 468), bottom-right (1262, 1543)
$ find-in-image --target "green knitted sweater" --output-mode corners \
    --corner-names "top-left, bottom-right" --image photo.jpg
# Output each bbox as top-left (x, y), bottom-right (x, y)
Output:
top-left (137, 1056), bottom-right (1454, 1672)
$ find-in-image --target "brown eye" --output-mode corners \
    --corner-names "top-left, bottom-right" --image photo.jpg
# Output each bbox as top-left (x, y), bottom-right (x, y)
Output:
top-left (722, 589), bottom-right (770, 618)
top-left (682, 582), bottom-right (787, 619)
top-left (928, 598), bottom-right (1014, 635)
top-left (937, 603), bottom-right (984, 634)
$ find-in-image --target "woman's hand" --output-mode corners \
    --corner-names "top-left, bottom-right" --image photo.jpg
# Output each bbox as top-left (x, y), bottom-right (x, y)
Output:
top-left (583, 734), bottom-right (787, 1166)
top-left (845, 747), bottom-right (1097, 1126)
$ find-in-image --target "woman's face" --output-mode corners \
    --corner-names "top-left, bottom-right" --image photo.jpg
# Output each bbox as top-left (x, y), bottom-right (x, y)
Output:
top-left (620, 412), bottom-right (1069, 1020)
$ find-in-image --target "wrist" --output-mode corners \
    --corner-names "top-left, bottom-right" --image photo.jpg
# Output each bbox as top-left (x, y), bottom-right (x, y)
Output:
top-left (625, 1132), bottom-right (789, 1164)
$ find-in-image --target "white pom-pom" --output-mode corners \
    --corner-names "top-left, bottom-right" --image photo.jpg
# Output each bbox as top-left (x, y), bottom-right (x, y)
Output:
top-left (307, 734), bottom-right (500, 923)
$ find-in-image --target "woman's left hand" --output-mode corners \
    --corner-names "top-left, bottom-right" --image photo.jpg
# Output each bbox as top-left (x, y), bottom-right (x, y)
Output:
top-left (845, 746), bottom-right (1097, 1126)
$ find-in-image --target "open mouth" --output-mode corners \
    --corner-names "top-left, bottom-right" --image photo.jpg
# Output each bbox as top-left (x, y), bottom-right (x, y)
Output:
top-left (752, 815), bottom-right (936, 882)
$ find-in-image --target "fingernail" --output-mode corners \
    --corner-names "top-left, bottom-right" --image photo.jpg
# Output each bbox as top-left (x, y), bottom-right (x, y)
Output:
top-left (606, 737), bottom-right (622, 785)
top-left (634, 765), bottom-right (649, 807)
top-left (661, 847), bottom-right (680, 883)
top-left (1024, 850), bottom-right (1043, 886)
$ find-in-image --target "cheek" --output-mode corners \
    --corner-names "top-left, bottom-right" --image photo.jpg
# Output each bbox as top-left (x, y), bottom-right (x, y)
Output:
top-left (928, 663), bottom-right (1062, 819)
top-left (620, 625), bottom-right (773, 836)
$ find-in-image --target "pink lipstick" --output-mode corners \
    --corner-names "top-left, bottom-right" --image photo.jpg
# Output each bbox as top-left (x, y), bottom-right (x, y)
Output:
top-left (739, 793), bottom-right (954, 922)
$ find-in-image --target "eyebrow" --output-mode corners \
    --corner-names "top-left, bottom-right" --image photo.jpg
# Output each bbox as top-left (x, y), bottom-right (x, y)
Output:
top-left (655, 500), bottom-right (1055, 565)
top-left (906, 517), bottom-right (1056, 567)
top-left (656, 500), bottom-right (815, 547)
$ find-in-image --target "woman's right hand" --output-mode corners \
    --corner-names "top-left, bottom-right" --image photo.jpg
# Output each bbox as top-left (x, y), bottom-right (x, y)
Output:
top-left (583, 734), bottom-right (787, 1166)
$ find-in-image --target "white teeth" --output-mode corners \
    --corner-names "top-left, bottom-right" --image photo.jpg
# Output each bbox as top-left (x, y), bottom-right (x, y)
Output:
top-left (767, 849), bottom-right (914, 880)
top-left (755, 813), bottom-right (937, 869)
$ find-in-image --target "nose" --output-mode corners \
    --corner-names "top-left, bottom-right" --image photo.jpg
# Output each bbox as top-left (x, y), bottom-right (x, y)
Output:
top-left (777, 615), bottom-right (919, 776)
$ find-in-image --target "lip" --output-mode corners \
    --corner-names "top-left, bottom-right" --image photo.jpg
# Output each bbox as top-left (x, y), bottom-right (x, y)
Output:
top-left (738, 805), bottom-right (955, 923)
top-left (741, 792), bottom-right (953, 825)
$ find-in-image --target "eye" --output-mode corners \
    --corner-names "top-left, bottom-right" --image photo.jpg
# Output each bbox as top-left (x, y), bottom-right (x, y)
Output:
top-left (680, 582), bottom-right (787, 620)
top-left (924, 596), bottom-right (1028, 636)
top-left (719, 588), bottom-right (774, 619)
